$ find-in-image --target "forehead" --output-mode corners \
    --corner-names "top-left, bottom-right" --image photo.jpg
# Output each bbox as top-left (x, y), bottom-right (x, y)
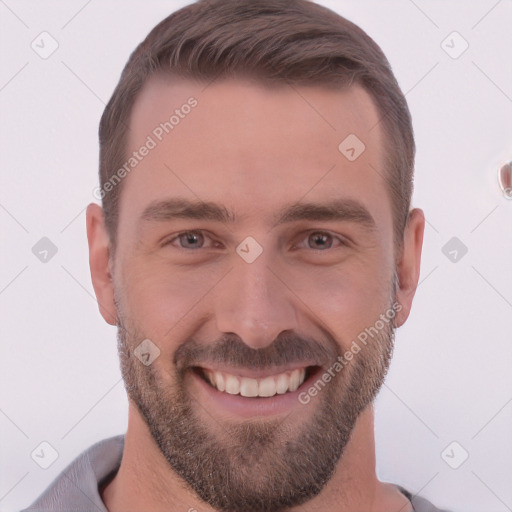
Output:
top-left (118, 74), bottom-right (389, 237)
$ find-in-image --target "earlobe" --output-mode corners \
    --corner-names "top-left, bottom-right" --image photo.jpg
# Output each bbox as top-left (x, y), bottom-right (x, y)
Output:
top-left (394, 208), bottom-right (425, 327)
top-left (86, 203), bottom-right (118, 326)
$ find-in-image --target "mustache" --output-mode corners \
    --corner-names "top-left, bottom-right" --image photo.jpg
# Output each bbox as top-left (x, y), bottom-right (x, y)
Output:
top-left (174, 332), bottom-right (339, 373)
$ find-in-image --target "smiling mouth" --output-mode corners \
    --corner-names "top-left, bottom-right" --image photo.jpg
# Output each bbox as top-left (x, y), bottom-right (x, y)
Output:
top-left (195, 366), bottom-right (319, 398)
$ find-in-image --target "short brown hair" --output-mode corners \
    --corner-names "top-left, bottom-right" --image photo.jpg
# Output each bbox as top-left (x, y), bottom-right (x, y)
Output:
top-left (99, 0), bottom-right (415, 252)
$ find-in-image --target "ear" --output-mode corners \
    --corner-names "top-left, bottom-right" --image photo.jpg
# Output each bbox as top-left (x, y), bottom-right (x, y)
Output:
top-left (86, 203), bottom-right (118, 326)
top-left (394, 208), bottom-right (425, 327)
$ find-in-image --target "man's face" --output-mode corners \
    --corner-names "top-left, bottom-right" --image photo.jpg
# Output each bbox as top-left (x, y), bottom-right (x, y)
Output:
top-left (112, 76), bottom-right (399, 511)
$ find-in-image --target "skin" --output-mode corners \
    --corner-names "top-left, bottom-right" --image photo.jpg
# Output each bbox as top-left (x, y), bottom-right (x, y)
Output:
top-left (87, 75), bottom-right (424, 511)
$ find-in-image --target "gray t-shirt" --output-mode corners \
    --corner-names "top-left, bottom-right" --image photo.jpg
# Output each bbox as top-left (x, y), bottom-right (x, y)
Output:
top-left (20, 436), bottom-right (450, 511)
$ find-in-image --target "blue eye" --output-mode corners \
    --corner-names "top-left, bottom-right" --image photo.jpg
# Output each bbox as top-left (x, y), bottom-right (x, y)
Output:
top-left (307, 231), bottom-right (334, 250)
top-left (164, 231), bottom-right (223, 250)
top-left (163, 230), bottom-right (346, 252)
top-left (173, 231), bottom-right (206, 249)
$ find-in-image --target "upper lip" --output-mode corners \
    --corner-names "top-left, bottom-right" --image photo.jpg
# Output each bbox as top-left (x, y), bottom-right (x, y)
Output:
top-left (194, 361), bottom-right (321, 380)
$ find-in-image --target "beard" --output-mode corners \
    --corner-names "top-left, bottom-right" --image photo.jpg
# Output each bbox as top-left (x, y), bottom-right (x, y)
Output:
top-left (114, 284), bottom-right (397, 512)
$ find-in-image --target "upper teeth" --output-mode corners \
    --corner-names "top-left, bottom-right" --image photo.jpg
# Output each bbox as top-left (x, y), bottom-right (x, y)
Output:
top-left (203, 368), bottom-right (307, 398)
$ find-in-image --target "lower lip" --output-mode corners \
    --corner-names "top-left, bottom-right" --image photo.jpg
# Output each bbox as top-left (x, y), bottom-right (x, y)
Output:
top-left (189, 368), bottom-right (319, 419)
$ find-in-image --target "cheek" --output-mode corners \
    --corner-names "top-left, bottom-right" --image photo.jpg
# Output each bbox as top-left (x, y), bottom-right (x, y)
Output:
top-left (290, 257), bottom-right (393, 348)
top-left (120, 260), bottom-right (222, 341)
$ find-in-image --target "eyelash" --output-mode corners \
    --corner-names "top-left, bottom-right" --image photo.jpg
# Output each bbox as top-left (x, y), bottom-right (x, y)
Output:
top-left (162, 230), bottom-right (348, 251)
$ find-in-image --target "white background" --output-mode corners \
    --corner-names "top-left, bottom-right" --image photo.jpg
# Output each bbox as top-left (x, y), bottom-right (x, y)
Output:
top-left (1, 1), bottom-right (511, 511)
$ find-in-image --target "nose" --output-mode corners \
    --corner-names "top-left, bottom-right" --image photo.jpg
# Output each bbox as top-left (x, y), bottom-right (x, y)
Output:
top-left (214, 251), bottom-right (298, 350)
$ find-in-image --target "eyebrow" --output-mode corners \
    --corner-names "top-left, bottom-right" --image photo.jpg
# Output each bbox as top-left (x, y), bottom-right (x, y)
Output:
top-left (140, 198), bottom-right (235, 223)
top-left (273, 199), bottom-right (376, 230)
top-left (139, 198), bottom-right (376, 231)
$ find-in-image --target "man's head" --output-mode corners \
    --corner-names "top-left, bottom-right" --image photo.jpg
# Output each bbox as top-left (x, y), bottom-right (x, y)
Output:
top-left (87, 1), bottom-right (424, 511)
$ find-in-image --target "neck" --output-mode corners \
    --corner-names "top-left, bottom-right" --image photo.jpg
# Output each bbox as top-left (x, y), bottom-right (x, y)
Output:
top-left (101, 404), bottom-right (412, 512)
